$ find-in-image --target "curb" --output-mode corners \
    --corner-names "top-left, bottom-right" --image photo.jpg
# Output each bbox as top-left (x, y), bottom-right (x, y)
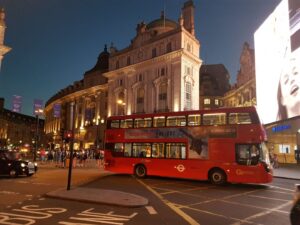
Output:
top-left (273, 176), bottom-right (300, 181)
top-left (46, 187), bottom-right (148, 208)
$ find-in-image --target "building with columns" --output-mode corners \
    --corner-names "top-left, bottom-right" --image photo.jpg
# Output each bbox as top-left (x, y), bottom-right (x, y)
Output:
top-left (222, 42), bottom-right (256, 107)
top-left (105, 1), bottom-right (201, 116)
top-left (0, 8), bottom-right (11, 69)
top-left (44, 0), bottom-right (202, 150)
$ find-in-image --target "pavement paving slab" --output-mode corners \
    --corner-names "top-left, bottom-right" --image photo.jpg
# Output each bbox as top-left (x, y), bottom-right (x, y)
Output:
top-left (46, 187), bottom-right (149, 207)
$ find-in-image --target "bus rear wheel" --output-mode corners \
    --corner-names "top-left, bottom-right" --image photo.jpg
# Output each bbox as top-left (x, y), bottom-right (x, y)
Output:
top-left (134, 164), bottom-right (147, 178)
top-left (209, 169), bottom-right (226, 185)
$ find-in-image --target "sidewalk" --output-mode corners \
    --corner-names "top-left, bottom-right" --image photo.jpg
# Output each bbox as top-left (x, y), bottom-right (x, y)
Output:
top-left (41, 160), bottom-right (148, 207)
top-left (273, 163), bottom-right (300, 180)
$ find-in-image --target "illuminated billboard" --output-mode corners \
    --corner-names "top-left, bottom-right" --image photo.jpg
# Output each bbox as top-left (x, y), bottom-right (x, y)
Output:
top-left (255, 0), bottom-right (300, 124)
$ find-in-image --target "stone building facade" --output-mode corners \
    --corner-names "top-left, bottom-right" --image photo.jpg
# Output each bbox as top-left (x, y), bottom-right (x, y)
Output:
top-left (44, 0), bottom-right (202, 150)
top-left (105, 2), bottom-right (201, 116)
top-left (0, 98), bottom-right (45, 150)
top-left (223, 42), bottom-right (256, 107)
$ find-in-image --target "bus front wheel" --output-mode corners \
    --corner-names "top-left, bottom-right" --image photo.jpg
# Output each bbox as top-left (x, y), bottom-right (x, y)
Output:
top-left (134, 164), bottom-right (147, 178)
top-left (209, 169), bottom-right (227, 185)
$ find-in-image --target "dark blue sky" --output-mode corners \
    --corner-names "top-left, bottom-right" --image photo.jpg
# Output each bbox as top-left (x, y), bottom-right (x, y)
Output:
top-left (0, 0), bottom-right (281, 116)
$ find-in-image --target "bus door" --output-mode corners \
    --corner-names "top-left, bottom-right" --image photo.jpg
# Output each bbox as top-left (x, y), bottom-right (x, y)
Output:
top-left (234, 143), bottom-right (265, 183)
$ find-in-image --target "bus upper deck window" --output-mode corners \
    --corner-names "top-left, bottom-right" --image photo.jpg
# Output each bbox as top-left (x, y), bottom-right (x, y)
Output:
top-left (203, 113), bottom-right (226, 125)
top-left (188, 114), bottom-right (201, 126)
top-left (153, 116), bottom-right (165, 127)
top-left (110, 120), bottom-right (120, 128)
top-left (229, 113), bottom-right (251, 124)
top-left (166, 116), bottom-right (186, 127)
top-left (134, 118), bottom-right (152, 128)
top-left (120, 119), bottom-right (133, 128)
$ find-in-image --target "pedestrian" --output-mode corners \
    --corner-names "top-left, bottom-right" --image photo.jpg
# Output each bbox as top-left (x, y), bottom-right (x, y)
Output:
top-left (82, 151), bottom-right (87, 167)
top-left (73, 152), bottom-right (77, 168)
top-left (40, 148), bottom-right (46, 164)
top-left (61, 150), bottom-right (66, 168)
top-left (95, 150), bottom-right (100, 168)
top-left (273, 154), bottom-right (279, 168)
top-left (290, 184), bottom-right (300, 225)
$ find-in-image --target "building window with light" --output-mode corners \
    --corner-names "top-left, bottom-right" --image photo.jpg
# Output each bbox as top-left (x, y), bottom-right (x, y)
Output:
top-left (116, 60), bottom-right (119, 69)
top-left (136, 88), bottom-right (144, 113)
top-left (185, 82), bottom-right (192, 110)
top-left (158, 83), bottom-right (168, 112)
top-left (204, 98), bottom-right (210, 105)
top-left (215, 99), bottom-right (219, 105)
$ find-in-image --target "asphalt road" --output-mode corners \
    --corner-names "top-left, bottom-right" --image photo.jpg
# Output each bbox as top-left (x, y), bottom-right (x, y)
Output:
top-left (0, 168), bottom-right (297, 225)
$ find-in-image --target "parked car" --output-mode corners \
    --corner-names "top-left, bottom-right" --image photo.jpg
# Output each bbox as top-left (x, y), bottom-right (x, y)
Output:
top-left (0, 150), bottom-right (37, 177)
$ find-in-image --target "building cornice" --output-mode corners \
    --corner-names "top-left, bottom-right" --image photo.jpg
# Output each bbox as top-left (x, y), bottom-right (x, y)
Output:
top-left (104, 49), bottom-right (201, 79)
top-left (45, 83), bottom-right (108, 111)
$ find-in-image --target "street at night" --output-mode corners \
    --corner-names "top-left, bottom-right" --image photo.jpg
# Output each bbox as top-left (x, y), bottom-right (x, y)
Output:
top-left (0, 165), bottom-right (298, 225)
top-left (1, 0), bottom-right (300, 224)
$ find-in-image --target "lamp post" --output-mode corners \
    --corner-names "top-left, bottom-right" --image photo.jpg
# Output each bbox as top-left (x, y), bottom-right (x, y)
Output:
top-left (95, 116), bottom-right (100, 149)
top-left (34, 109), bottom-right (43, 162)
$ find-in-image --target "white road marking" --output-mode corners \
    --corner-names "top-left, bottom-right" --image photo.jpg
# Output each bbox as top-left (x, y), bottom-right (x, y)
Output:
top-left (230, 201), bottom-right (292, 225)
top-left (0, 191), bottom-right (19, 195)
top-left (137, 179), bottom-right (201, 225)
top-left (145, 206), bottom-right (157, 215)
top-left (249, 194), bottom-right (291, 202)
top-left (267, 184), bottom-right (294, 192)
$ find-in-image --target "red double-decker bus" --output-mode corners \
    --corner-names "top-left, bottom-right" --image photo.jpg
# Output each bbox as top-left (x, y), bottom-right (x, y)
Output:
top-left (104, 106), bottom-right (272, 184)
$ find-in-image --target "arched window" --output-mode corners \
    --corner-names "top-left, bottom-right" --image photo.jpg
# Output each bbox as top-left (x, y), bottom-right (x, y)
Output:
top-left (136, 88), bottom-right (144, 113)
top-left (185, 81), bottom-right (192, 110)
top-left (158, 83), bottom-right (168, 112)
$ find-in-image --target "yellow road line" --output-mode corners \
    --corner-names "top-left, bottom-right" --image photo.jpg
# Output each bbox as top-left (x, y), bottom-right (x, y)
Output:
top-left (137, 179), bottom-right (201, 225)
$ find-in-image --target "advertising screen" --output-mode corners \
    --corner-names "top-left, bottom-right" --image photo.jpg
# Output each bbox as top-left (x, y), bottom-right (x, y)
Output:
top-left (255, 0), bottom-right (300, 124)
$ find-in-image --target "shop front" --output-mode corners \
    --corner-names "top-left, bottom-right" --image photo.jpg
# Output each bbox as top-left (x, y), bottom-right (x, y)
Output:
top-left (264, 116), bottom-right (300, 164)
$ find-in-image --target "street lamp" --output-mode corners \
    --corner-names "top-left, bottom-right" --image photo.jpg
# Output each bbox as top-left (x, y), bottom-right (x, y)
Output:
top-left (117, 99), bottom-right (126, 115)
top-left (34, 109), bottom-right (43, 162)
top-left (95, 116), bottom-right (100, 149)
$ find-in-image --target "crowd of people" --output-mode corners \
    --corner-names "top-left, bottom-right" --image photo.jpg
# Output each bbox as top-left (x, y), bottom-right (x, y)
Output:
top-left (39, 149), bottom-right (104, 168)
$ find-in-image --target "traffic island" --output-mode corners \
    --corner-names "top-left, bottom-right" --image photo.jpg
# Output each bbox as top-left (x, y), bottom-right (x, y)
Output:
top-left (46, 187), bottom-right (148, 208)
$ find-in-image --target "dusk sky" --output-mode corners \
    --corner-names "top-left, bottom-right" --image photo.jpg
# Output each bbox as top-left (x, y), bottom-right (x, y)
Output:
top-left (0, 0), bottom-right (281, 116)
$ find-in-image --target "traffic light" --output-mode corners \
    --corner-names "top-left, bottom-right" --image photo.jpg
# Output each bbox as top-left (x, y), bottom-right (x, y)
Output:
top-left (64, 130), bottom-right (73, 143)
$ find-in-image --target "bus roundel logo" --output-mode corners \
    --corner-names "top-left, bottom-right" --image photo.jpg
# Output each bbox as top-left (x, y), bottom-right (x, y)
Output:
top-left (175, 164), bottom-right (185, 172)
